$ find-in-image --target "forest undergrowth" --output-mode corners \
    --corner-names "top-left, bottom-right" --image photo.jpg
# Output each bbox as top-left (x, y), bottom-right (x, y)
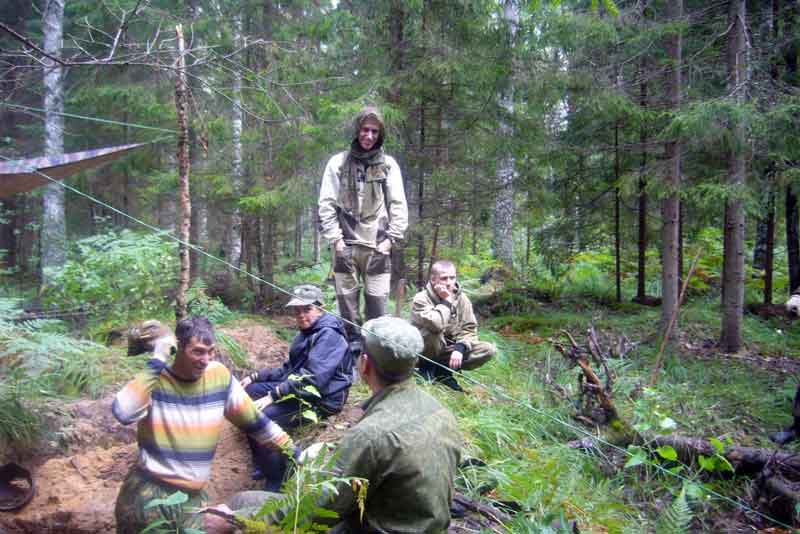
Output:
top-left (2, 247), bottom-right (800, 532)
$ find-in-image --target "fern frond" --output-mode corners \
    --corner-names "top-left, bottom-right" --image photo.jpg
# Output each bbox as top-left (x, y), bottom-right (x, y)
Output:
top-left (655, 487), bottom-right (692, 534)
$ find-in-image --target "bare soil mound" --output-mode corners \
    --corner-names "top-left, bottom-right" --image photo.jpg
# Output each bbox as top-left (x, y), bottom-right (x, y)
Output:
top-left (222, 319), bottom-right (290, 370)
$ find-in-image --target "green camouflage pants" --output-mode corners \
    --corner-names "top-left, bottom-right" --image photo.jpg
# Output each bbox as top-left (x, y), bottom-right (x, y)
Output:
top-left (333, 244), bottom-right (391, 339)
top-left (114, 467), bottom-right (207, 534)
top-left (421, 333), bottom-right (496, 371)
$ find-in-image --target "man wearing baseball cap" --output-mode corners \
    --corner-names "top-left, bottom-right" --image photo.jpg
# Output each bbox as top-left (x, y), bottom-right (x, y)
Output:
top-left (241, 284), bottom-right (353, 491)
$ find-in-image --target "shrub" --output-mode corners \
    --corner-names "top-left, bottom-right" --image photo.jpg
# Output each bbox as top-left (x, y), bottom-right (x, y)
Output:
top-left (43, 229), bottom-right (177, 321)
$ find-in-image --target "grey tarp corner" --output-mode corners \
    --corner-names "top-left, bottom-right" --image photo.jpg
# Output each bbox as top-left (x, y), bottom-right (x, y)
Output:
top-left (0, 143), bottom-right (147, 198)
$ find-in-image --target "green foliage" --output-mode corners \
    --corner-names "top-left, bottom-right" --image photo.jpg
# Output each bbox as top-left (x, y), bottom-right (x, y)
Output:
top-left (216, 332), bottom-right (249, 369)
top-left (654, 486), bottom-right (692, 534)
top-left (187, 281), bottom-right (237, 325)
top-left (142, 491), bottom-right (204, 534)
top-left (0, 298), bottom-right (126, 451)
top-left (242, 445), bottom-right (367, 533)
top-left (43, 229), bottom-right (177, 322)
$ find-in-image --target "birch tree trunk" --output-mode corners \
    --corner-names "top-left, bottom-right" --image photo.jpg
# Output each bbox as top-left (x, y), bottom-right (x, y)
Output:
top-left (41, 0), bottom-right (66, 284)
top-left (660, 0), bottom-right (683, 338)
top-left (720, 0), bottom-right (747, 353)
top-left (174, 25), bottom-right (192, 321)
top-left (226, 13), bottom-right (244, 271)
top-left (492, 0), bottom-right (518, 269)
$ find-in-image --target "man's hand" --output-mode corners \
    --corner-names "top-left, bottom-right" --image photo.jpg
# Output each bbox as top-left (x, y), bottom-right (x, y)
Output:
top-left (433, 283), bottom-right (454, 303)
top-left (152, 335), bottom-right (177, 362)
top-left (254, 394), bottom-right (273, 411)
top-left (334, 239), bottom-right (346, 253)
top-left (376, 238), bottom-right (392, 255)
top-left (298, 442), bottom-right (327, 464)
top-left (240, 371), bottom-right (258, 388)
top-left (449, 350), bottom-right (463, 370)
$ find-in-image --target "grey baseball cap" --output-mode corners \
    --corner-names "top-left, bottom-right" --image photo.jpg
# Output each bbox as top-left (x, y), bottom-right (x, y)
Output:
top-left (361, 316), bottom-right (422, 381)
top-left (286, 284), bottom-right (324, 307)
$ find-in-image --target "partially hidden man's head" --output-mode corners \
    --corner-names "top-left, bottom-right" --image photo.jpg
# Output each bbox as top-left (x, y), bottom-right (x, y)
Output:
top-left (353, 106), bottom-right (385, 152)
top-left (127, 320), bottom-right (176, 357)
top-left (430, 260), bottom-right (457, 293)
top-left (173, 316), bottom-right (216, 380)
top-left (286, 284), bottom-right (324, 330)
top-left (786, 294), bottom-right (800, 317)
top-left (360, 316), bottom-right (422, 385)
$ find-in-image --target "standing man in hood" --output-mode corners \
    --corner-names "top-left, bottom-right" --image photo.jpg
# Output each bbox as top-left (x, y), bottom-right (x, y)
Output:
top-left (410, 260), bottom-right (496, 391)
top-left (318, 106), bottom-right (408, 356)
top-left (241, 285), bottom-right (353, 490)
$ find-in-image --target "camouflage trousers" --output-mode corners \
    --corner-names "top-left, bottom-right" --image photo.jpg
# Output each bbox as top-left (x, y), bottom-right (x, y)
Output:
top-left (114, 467), bottom-right (207, 534)
top-left (333, 244), bottom-right (391, 339)
top-left (420, 332), bottom-right (496, 371)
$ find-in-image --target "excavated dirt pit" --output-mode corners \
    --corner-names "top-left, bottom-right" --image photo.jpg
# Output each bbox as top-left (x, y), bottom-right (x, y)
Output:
top-left (0, 321), bottom-right (364, 534)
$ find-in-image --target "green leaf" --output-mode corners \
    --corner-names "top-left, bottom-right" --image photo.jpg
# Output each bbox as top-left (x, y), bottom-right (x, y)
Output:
top-left (302, 384), bottom-right (321, 398)
top-left (656, 445), bottom-right (678, 462)
top-left (624, 446), bottom-right (647, 468)
top-left (303, 409), bottom-right (319, 423)
top-left (144, 490), bottom-right (188, 510)
top-left (139, 519), bottom-right (170, 533)
top-left (697, 455), bottom-right (715, 472)
top-left (708, 437), bottom-right (725, 455)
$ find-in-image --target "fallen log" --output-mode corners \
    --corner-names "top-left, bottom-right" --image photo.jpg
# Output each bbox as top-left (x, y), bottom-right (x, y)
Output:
top-left (651, 435), bottom-right (800, 475)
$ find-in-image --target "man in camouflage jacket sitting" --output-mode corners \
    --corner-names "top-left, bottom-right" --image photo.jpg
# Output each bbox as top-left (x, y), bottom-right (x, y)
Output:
top-left (410, 260), bottom-right (497, 391)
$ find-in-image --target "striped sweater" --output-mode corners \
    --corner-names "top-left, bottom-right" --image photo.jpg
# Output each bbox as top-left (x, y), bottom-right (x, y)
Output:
top-left (112, 359), bottom-right (293, 491)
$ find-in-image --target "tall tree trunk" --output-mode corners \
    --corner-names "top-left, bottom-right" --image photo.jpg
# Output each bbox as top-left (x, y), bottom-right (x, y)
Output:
top-left (295, 211), bottom-right (302, 258)
top-left (637, 72), bottom-right (648, 302)
top-left (261, 216), bottom-right (275, 305)
top-left (720, 0), bottom-right (747, 353)
top-left (660, 0), bottom-right (683, 338)
top-left (492, 0), bottom-right (518, 269)
top-left (784, 0), bottom-right (800, 293)
top-left (764, 190), bottom-right (776, 304)
top-left (226, 13), bottom-right (244, 271)
top-left (614, 120), bottom-right (621, 303)
top-left (312, 203), bottom-right (321, 264)
top-left (174, 25), bottom-right (192, 321)
top-left (416, 98), bottom-right (426, 291)
top-left (41, 0), bottom-right (66, 285)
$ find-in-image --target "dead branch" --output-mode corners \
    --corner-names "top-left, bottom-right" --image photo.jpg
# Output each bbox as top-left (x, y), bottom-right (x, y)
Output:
top-left (650, 250), bottom-right (701, 386)
top-left (452, 492), bottom-right (512, 528)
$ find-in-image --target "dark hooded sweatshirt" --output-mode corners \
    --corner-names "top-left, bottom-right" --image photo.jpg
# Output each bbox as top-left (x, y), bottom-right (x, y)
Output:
top-left (255, 312), bottom-right (353, 414)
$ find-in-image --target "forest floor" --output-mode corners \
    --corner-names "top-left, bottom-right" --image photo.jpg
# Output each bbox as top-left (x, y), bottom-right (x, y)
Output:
top-left (2, 293), bottom-right (800, 533)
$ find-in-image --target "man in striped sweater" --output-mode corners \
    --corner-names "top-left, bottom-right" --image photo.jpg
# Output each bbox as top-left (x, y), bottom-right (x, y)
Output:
top-left (112, 316), bottom-right (295, 534)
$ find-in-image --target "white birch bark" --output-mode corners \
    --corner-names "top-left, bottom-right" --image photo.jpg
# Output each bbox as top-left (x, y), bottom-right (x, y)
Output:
top-left (41, 0), bottom-right (66, 283)
top-left (227, 13), bottom-right (244, 269)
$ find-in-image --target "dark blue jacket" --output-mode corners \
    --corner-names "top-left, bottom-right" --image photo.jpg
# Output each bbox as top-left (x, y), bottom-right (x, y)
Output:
top-left (256, 312), bottom-right (353, 413)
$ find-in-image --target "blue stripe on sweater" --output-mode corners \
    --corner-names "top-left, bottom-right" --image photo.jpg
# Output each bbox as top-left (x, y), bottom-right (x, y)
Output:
top-left (151, 389), bottom-right (229, 405)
